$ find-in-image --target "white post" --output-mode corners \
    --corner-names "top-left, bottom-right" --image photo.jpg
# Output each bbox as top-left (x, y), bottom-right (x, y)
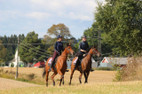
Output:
top-left (15, 37), bottom-right (19, 79)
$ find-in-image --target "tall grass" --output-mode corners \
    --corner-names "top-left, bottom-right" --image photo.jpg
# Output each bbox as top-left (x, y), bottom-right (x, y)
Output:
top-left (115, 56), bottom-right (142, 81)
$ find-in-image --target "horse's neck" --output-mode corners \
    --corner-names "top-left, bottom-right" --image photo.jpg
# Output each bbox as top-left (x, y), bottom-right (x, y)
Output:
top-left (61, 50), bottom-right (68, 60)
top-left (86, 50), bottom-right (93, 61)
top-left (86, 53), bottom-right (92, 60)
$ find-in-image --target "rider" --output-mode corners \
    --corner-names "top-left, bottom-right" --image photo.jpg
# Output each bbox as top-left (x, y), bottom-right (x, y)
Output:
top-left (48, 35), bottom-right (64, 72)
top-left (74, 36), bottom-right (94, 71)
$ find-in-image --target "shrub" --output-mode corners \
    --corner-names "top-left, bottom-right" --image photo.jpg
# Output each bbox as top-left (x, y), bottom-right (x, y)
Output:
top-left (114, 56), bottom-right (142, 81)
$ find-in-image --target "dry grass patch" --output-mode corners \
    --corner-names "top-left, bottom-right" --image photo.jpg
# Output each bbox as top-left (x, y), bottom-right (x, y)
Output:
top-left (115, 56), bottom-right (142, 81)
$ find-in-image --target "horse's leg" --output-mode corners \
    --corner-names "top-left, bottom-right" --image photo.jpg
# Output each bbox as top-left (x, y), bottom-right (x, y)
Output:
top-left (58, 70), bottom-right (64, 86)
top-left (62, 76), bottom-right (64, 85)
top-left (51, 72), bottom-right (57, 86)
top-left (69, 68), bottom-right (75, 85)
top-left (84, 72), bottom-right (87, 83)
top-left (85, 71), bottom-right (90, 83)
top-left (62, 71), bottom-right (65, 85)
top-left (45, 71), bottom-right (49, 87)
top-left (79, 71), bottom-right (83, 84)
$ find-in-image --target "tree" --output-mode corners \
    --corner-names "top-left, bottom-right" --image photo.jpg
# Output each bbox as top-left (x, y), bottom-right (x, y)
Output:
top-left (44, 23), bottom-right (76, 54)
top-left (95, 0), bottom-right (142, 56)
top-left (19, 31), bottom-right (47, 63)
top-left (83, 23), bottom-right (113, 56)
top-left (0, 40), bottom-right (7, 63)
top-left (47, 23), bottom-right (72, 39)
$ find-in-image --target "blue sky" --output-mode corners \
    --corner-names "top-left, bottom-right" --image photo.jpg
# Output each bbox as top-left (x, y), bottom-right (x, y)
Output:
top-left (0, 0), bottom-right (105, 39)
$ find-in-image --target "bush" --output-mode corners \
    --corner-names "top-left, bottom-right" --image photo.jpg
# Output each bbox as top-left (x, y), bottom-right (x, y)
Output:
top-left (114, 56), bottom-right (142, 81)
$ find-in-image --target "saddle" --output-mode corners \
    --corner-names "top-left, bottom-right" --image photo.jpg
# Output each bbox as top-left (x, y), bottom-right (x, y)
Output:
top-left (48, 57), bottom-right (58, 66)
top-left (73, 54), bottom-right (87, 65)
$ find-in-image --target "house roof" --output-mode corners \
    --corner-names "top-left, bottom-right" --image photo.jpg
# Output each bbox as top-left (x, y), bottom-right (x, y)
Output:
top-left (101, 57), bottom-right (128, 65)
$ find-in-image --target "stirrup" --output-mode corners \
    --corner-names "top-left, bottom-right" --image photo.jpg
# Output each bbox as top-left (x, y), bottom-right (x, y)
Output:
top-left (78, 66), bottom-right (82, 71)
top-left (90, 69), bottom-right (94, 72)
top-left (65, 69), bottom-right (69, 72)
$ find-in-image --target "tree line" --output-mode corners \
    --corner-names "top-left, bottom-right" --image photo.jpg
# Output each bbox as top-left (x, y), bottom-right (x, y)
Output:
top-left (0, 24), bottom-right (78, 64)
top-left (0, 0), bottom-right (142, 64)
top-left (0, 34), bottom-right (25, 64)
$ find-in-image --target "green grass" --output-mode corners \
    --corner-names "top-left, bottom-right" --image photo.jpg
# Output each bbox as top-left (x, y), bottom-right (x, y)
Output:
top-left (1, 81), bottom-right (142, 94)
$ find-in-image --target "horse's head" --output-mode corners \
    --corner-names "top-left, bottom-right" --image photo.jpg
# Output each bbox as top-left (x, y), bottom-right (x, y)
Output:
top-left (64, 43), bottom-right (74, 55)
top-left (90, 47), bottom-right (101, 57)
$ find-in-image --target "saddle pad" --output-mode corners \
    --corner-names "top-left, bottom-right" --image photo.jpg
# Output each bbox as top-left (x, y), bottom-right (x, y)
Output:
top-left (73, 57), bottom-right (78, 65)
top-left (48, 58), bottom-right (52, 64)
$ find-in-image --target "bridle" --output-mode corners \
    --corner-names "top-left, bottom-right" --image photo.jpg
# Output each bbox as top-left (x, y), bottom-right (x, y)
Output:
top-left (66, 46), bottom-right (73, 54)
top-left (92, 48), bottom-right (98, 55)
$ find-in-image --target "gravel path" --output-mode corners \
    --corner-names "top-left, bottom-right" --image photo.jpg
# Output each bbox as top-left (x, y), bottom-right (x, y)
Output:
top-left (0, 78), bottom-right (40, 90)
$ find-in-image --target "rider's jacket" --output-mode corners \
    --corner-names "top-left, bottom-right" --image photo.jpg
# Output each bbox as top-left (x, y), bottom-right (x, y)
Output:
top-left (79, 41), bottom-right (89, 54)
top-left (54, 41), bottom-right (64, 55)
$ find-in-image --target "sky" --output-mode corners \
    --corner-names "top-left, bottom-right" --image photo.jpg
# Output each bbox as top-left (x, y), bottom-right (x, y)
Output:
top-left (0, 0), bottom-right (105, 39)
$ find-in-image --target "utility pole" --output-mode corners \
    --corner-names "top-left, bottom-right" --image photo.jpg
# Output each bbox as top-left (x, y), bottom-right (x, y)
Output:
top-left (97, 30), bottom-right (102, 66)
top-left (15, 36), bottom-right (19, 79)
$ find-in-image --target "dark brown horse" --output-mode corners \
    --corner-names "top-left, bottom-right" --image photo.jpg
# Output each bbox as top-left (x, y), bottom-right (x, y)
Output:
top-left (69, 47), bottom-right (100, 85)
top-left (43, 44), bottom-right (74, 86)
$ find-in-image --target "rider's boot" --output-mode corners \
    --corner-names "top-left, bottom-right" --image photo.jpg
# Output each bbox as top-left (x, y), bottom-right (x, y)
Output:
top-left (73, 59), bottom-right (80, 71)
top-left (48, 64), bottom-right (51, 72)
top-left (78, 59), bottom-right (82, 72)
top-left (73, 62), bottom-right (78, 71)
top-left (52, 61), bottom-right (57, 71)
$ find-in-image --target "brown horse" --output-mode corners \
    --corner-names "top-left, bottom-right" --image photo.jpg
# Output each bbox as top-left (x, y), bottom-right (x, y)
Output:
top-left (69, 47), bottom-right (100, 85)
top-left (43, 44), bottom-right (74, 86)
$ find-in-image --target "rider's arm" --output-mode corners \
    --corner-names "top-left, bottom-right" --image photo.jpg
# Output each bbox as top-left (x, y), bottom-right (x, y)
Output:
top-left (79, 42), bottom-right (86, 53)
top-left (80, 49), bottom-right (86, 52)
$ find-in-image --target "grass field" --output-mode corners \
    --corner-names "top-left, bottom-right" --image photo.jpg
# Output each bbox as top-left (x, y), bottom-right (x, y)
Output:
top-left (0, 68), bottom-right (142, 94)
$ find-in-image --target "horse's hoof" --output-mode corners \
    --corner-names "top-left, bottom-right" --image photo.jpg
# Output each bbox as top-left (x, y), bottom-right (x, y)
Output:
top-left (62, 82), bottom-right (64, 85)
top-left (46, 83), bottom-right (48, 87)
top-left (53, 82), bottom-right (55, 86)
top-left (69, 83), bottom-right (71, 85)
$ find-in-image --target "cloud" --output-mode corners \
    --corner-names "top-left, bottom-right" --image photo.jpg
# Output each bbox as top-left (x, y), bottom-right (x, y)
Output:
top-left (26, 12), bottom-right (51, 20)
top-left (0, 10), bottom-right (21, 21)
top-left (29, 0), bottom-right (99, 21)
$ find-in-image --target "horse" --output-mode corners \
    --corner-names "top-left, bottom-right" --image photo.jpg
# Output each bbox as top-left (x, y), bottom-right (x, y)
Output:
top-left (69, 47), bottom-right (100, 85)
top-left (43, 44), bottom-right (74, 86)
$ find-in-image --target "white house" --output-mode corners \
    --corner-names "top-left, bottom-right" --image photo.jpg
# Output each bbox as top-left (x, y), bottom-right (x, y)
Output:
top-left (9, 50), bottom-right (25, 67)
top-left (99, 57), bottom-right (128, 68)
top-left (92, 58), bottom-right (98, 68)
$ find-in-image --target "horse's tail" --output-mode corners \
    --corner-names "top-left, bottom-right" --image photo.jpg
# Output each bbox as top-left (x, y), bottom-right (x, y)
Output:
top-left (42, 67), bottom-right (46, 78)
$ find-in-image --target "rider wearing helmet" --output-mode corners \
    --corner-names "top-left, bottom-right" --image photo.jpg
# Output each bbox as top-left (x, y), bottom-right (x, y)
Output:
top-left (48, 35), bottom-right (64, 71)
top-left (74, 35), bottom-right (94, 71)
